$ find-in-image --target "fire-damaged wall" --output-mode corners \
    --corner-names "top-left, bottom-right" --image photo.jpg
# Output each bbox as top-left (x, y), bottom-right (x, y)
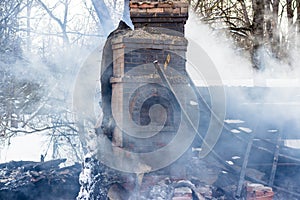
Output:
top-left (110, 33), bottom-right (189, 152)
top-left (100, 0), bottom-right (191, 153)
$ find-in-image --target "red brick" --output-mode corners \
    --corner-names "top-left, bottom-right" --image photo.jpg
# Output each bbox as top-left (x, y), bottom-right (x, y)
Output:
top-left (139, 3), bottom-right (155, 9)
top-left (134, 8), bottom-right (147, 13)
top-left (158, 2), bottom-right (174, 8)
top-left (173, 2), bottom-right (189, 7)
top-left (173, 8), bottom-right (180, 14)
top-left (130, 8), bottom-right (140, 13)
top-left (129, 2), bottom-right (137, 6)
top-left (164, 8), bottom-right (174, 13)
top-left (181, 7), bottom-right (188, 14)
top-left (129, 4), bottom-right (138, 8)
top-left (246, 183), bottom-right (274, 200)
top-left (147, 8), bottom-right (164, 13)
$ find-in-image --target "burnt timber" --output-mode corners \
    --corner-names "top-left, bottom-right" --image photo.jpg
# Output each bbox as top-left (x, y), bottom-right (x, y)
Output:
top-left (0, 159), bottom-right (81, 200)
top-left (197, 86), bottom-right (300, 198)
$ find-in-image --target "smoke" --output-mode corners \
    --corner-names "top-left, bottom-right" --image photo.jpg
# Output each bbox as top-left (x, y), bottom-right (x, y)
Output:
top-left (183, 14), bottom-right (300, 199)
top-left (186, 12), bottom-right (300, 87)
top-left (74, 8), bottom-right (300, 200)
top-left (186, 12), bottom-right (253, 86)
top-left (184, 11), bottom-right (300, 171)
top-left (0, 41), bottom-right (103, 163)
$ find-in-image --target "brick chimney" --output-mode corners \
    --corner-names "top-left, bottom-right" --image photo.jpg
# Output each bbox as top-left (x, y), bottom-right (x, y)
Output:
top-left (108, 0), bottom-right (191, 153)
top-left (130, 0), bottom-right (189, 34)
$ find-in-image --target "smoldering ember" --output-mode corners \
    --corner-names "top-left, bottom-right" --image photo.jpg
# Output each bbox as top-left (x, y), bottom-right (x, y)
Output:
top-left (1, 0), bottom-right (300, 200)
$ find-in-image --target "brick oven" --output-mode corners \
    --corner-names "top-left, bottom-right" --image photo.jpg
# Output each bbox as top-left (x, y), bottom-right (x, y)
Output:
top-left (101, 0), bottom-right (194, 155)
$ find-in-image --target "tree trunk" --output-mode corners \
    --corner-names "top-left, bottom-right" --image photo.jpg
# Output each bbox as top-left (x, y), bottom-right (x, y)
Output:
top-left (298, 0), bottom-right (300, 33)
top-left (265, 0), bottom-right (272, 41)
top-left (91, 0), bottom-right (114, 37)
top-left (287, 0), bottom-right (295, 50)
top-left (287, 0), bottom-right (294, 27)
top-left (26, 0), bottom-right (32, 52)
top-left (271, 0), bottom-right (280, 57)
top-left (297, 0), bottom-right (300, 49)
top-left (251, 0), bottom-right (265, 69)
top-left (36, 0), bottom-right (70, 46)
top-left (62, 0), bottom-right (69, 47)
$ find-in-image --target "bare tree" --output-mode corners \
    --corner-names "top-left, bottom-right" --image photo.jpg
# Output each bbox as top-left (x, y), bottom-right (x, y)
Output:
top-left (251, 0), bottom-right (265, 69)
top-left (191, 0), bottom-right (300, 70)
top-left (0, 0), bottom-right (23, 63)
top-left (0, 0), bottom-right (26, 136)
top-left (298, 0), bottom-right (300, 35)
top-left (90, 0), bottom-right (114, 36)
top-left (0, 0), bottom-right (143, 163)
top-left (36, 0), bottom-right (70, 46)
top-left (25, 0), bottom-right (33, 52)
top-left (0, 0), bottom-right (105, 162)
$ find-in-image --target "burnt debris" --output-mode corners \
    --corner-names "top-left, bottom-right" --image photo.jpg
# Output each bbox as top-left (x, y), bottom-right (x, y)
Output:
top-left (92, 0), bottom-right (300, 199)
top-left (0, 159), bottom-right (81, 200)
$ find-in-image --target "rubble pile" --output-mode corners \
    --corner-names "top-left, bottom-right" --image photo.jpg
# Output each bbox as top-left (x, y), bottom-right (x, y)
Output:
top-left (76, 150), bottom-right (300, 200)
top-left (143, 179), bottom-right (212, 200)
top-left (77, 154), bottom-right (132, 200)
top-left (77, 153), bottom-right (230, 200)
top-left (0, 159), bottom-right (81, 200)
top-left (0, 154), bottom-right (299, 199)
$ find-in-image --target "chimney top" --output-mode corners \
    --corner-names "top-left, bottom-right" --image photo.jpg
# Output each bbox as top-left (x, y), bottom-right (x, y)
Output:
top-left (130, 0), bottom-right (189, 34)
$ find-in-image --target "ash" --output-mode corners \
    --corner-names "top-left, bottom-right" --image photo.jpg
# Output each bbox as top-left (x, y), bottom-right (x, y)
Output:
top-left (76, 152), bottom-right (226, 200)
top-left (77, 154), bottom-right (128, 200)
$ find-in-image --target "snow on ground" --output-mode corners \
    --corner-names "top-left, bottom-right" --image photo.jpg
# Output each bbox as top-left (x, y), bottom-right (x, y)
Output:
top-left (224, 119), bottom-right (245, 124)
top-left (0, 133), bottom-right (50, 163)
top-left (284, 140), bottom-right (300, 149)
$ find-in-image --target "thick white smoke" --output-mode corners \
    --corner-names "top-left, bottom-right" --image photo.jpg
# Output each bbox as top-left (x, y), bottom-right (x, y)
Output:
top-left (185, 11), bottom-right (300, 151)
top-left (186, 12), bottom-right (300, 87)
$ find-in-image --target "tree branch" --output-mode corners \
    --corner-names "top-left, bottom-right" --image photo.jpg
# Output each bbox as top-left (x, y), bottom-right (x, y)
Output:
top-left (35, 0), bottom-right (64, 29)
top-left (90, 0), bottom-right (114, 36)
top-left (35, 0), bottom-right (69, 44)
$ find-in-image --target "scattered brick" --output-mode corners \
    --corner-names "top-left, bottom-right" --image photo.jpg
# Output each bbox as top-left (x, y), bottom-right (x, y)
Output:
top-left (245, 183), bottom-right (274, 200)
